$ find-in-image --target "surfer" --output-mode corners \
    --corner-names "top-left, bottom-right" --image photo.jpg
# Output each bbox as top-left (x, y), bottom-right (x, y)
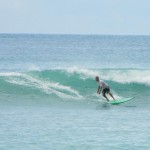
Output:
top-left (95, 76), bottom-right (115, 101)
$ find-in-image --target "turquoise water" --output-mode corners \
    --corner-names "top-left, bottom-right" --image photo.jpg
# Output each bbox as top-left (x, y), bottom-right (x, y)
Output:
top-left (0, 34), bottom-right (150, 149)
top-left (0, 107), bottom-right (149, 150)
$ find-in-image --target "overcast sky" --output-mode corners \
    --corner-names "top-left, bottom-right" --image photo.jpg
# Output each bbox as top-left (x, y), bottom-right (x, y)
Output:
top-left (0, 0), bottom-right (150, 35)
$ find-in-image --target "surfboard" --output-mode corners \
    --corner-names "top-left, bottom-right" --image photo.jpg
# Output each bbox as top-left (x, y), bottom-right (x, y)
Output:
top-left (109, 97), bottom-right (134, 105)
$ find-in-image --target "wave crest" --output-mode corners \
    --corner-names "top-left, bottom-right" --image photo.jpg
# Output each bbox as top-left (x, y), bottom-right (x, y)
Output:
top-left (0, 68), bottom-right (149, 103)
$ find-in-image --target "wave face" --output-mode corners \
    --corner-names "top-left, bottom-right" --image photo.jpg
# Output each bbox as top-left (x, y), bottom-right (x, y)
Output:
top-left (0, 68), bottom-right (150, 106)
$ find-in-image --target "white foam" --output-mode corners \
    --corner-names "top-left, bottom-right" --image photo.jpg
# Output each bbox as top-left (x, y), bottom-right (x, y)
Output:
top-left (0, 72), bottom-right (22, 77)
top-left (65, 67), bottom-right (99, 79)
top-left (6, 73), bottom-right (83, 100)
top-left (6, 79), bottom-right (32, 87)
top-left (65, 67), bottom-right (150, 86)
top-left (27, 64), bottom-right (41, 71)
top-left (100, 70), bottom-right (150, 86)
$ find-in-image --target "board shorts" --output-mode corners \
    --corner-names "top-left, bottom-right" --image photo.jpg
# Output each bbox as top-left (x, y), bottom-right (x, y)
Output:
top-left (102, 87), bottom-right (110, 96)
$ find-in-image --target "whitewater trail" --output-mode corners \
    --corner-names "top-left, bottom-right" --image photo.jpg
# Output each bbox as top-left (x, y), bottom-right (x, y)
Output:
top-left (5, 73), bottom-right (83, 100)
top-left (0, 68), bottom-right (149, 103)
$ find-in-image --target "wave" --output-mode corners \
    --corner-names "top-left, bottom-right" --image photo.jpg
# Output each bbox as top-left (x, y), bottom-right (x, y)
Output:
top-left (1, 72), bottom-right (82, 100)
top-left (0, 68), bottom-right (150, 104)
top-left (65, 67), bottom-right (150, 85)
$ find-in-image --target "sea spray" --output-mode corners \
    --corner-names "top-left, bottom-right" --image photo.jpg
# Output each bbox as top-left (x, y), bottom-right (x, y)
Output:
top-left (0, 68), bottom-right (149, 105)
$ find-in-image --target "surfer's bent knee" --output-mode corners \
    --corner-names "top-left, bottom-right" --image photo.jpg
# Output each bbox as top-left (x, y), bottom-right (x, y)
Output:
top-left (103, 93), bottom-right (106, 97)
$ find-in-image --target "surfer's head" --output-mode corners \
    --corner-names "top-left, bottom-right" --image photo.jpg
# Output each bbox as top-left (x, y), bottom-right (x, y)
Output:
top-left (95, 76), bottom-right (99, 82)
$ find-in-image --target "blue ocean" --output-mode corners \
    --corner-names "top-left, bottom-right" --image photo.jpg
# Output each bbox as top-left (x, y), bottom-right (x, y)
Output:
top-left (0, 34), bottom-right (150, 149)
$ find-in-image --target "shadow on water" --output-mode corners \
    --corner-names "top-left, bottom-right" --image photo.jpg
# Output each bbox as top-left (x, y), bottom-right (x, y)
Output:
top-left (96, 102), bottom-right (111, 110)
top-left (123, 105), bottom-right (137, 108)
top-left (96, 102), bottom-right (137, 110)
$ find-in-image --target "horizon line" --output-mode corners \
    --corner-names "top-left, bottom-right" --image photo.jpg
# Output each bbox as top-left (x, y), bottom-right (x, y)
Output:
top-left (0, 32), bottom-right (150, 36)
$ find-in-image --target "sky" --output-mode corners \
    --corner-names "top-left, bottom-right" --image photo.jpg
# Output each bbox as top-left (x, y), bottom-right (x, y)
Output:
top-left (0, 0), bottom-right (150, 35)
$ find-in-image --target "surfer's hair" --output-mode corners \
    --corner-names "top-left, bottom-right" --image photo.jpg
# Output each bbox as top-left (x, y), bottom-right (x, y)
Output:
top-left (95, 76), bottom-right (99, 81)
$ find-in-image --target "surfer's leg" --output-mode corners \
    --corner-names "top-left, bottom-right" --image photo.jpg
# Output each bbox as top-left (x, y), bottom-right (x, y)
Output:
top-left (104, 95), bottom-right (109, 101)
top-left (109, 92), bottom-right (115, 100)
top-left (106, 87), bottom-right (115, 100)
top-left (102, 90), bottom-right (109, 101)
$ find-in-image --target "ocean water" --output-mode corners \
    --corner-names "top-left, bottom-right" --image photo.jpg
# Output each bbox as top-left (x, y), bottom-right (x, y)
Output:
top-left (0, 34), bottom-right (150, 149)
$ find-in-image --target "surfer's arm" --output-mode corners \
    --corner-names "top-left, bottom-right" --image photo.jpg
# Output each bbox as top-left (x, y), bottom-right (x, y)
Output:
top-left (97, 86), bottom-right (100, 94)
top-left (97, 86), bottom-right (102, 94)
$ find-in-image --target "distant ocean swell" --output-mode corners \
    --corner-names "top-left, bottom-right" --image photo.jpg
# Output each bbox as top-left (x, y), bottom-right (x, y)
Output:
top-left (0, 68), bottom-right (150, 103)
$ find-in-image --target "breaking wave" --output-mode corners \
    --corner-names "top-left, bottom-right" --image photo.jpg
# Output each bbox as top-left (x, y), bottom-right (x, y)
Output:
top-left (0, 67), bottom-right (150, 104)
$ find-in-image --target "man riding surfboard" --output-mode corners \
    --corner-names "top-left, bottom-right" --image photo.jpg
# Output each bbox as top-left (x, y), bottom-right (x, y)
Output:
top-left (95, 76), bottom-right (115, 101)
